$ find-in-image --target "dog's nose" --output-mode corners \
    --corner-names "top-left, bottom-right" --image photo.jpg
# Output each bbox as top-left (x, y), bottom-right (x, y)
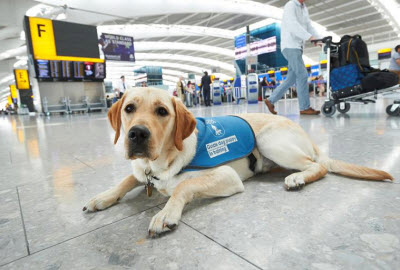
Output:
top-left (128, 125), bottom-right (150, 145)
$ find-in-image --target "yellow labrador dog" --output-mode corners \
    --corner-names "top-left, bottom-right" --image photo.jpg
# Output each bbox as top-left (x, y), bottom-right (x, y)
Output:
top-left (83, 87), bottom-right (393, 236)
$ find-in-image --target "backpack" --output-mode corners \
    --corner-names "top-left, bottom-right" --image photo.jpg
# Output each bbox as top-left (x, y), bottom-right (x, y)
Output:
top-left (338, 35), bottom-right (370, 70)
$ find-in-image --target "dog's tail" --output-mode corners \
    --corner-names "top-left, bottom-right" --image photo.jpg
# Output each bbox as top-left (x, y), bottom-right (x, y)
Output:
top-left (318, 155), bottom-right (393, 181)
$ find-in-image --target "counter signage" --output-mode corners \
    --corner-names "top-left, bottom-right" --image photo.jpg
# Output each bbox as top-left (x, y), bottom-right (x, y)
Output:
top-left (9, 84), bottom-right (18, 104)
top-left (14, 69), bottom-right (30, 90)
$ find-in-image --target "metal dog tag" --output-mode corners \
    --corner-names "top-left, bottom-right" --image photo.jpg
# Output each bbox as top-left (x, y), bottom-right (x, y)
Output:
top-left (145, 182), bottom-right (154, 197)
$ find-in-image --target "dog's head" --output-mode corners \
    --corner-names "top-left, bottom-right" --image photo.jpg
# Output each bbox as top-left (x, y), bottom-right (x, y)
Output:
top-left (107, 87), bottom-right (196, 160)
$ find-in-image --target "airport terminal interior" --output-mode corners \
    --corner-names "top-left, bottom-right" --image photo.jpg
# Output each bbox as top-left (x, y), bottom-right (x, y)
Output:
top-left (1, 0), bottom-right (400, 269)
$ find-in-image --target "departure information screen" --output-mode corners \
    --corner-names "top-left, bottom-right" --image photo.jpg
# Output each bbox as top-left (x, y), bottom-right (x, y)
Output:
top-left (36, 60), bottom-right (51, 79)
top-left (35, 60), bottom-right (105, 81)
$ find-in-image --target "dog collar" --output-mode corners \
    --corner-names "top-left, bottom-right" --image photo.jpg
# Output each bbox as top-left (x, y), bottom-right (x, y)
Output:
top-left (144, 169), bottom-right (159, 197)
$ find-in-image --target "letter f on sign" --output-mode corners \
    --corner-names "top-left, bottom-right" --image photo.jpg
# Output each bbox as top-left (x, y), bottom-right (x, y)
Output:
top-left (37, 24), bottom-right (46, 37)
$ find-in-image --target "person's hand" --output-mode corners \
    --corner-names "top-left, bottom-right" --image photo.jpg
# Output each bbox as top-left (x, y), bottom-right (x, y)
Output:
top-left (310, 36), bottom-right (322, 47)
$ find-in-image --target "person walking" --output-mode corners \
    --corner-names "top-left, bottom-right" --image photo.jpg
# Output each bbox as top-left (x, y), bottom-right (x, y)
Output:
top-left (264, 0), bottom-right (321, 115)
top-left (201, 71), bottom-right (212, 106)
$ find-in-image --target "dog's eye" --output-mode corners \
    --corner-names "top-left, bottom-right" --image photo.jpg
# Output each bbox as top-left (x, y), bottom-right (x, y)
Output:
top-left (156, 107), bottom-right (168, 117)
top-left (125, 104), bottom-right (135, 113)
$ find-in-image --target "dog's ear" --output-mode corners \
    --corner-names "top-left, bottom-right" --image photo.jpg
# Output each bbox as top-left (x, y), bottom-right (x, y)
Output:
top-left (172, 97), bottom-right (196, 151)
top-left (107, 95), bottom-right (126, 144)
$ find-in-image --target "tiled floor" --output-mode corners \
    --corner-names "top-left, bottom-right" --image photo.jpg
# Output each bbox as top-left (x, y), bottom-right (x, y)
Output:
top-left (1, 96), bottom-right (400, 269)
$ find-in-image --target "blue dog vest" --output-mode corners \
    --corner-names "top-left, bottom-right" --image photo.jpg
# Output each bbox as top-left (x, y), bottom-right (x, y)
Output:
top-left (183, 116), bottom-right (256, 171)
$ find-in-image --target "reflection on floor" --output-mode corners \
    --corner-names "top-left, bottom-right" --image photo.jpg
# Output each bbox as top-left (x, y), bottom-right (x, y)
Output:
top-left (1, 96), bottom-right (399, 269)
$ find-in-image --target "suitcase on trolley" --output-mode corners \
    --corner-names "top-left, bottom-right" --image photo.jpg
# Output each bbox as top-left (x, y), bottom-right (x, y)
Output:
top-left (316, 36), bottom-right (400, 117)
top-left (330, 64), bottom-right (364, 100)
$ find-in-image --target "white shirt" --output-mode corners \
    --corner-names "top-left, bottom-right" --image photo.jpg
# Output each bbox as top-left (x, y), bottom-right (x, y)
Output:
top-left (117, 80), bottom-right (129, 93)
top-left (281, 0), bottom-right (320, 51)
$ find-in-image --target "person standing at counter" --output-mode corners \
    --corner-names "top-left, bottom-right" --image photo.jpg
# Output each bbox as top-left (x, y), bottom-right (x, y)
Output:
top-left (201, 71), bottom-right (212, 107)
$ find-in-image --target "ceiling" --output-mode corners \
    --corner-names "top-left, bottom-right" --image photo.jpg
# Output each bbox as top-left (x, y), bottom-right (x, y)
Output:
top-left (1, 0), bottom-right (400, 102)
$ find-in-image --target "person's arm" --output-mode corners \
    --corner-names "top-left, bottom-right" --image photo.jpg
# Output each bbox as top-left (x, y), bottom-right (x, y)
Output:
top-left (305, 13), bottom-right (320, 39)
top-left (284, 2), bottom-right (313, 41)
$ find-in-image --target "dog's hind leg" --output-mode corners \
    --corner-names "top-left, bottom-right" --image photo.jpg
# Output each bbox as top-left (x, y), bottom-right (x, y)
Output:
top-left (282, 161), bottom-right (328, 190)
top-left (256, 123), bottom-right (327, 190)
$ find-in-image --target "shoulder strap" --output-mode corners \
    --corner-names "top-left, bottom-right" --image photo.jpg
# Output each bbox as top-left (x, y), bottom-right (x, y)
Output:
top-left (346, 38), bottom-right (353, 63)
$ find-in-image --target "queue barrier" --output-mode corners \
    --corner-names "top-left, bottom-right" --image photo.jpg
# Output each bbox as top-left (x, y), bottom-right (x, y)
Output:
top-left (68, 97), bottom-right (89, 113)
top-left (42, 96), bottom-right (107, 115)
top-left (42, 97), bottom-right (69, 116)
top-left (87, 97), bottom-right (107, 112)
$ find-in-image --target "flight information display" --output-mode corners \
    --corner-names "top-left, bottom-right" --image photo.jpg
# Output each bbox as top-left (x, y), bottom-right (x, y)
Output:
top-left (50, 60), bottom-right (61, 78)
top-left (61, 61), bottom-right (73, 79)
top-left (36, 60), bottom-right (51, 79)
top-left (35, 59), bottom-right (105, 81)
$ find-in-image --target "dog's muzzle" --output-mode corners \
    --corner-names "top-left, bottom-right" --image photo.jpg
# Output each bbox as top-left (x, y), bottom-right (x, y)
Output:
top-left (127, 125), bottom-right (150, 157)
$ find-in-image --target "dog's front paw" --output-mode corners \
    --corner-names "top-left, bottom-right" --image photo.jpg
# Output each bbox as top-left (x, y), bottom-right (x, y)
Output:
top-left (284, 174), bottom-right (305, 191)
top-left (148, 207), bottom-right (181, 237)
top-left (83, 188), bottom-right (120, 212)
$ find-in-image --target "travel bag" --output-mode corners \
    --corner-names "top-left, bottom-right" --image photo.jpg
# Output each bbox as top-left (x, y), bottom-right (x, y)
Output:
top-left (338, 35), bottom-right (369, 69)
top-left (330, 64), bottom-right (364, 90)
top-left (331, 85), bottom-right (364, 99)
top-left (361, 70), bottom-right (399, 92)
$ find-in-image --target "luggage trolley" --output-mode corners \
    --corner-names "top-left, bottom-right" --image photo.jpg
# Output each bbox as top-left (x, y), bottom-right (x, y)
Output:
top-left (313, 36), bottom-right (400, 117)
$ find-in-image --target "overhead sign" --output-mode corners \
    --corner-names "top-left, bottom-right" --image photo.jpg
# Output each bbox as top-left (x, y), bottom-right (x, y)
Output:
top-left (9, 85), bottom-right (18, 104)
top-left (378, 48), bottom-right (391, 60)
top-left (235, 36), bottom-right (277, 60)
top-left (25, 16), bottom-right (104, 63)
top-left (235, 35), bottom-right (246, 48)
top-left (14, 69), bottom-right (30, 90)
top-left (99, 33), bottom-right (135, 62)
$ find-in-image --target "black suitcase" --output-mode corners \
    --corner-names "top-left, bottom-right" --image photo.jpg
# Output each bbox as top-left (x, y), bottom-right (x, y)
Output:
top-left (332, 85), bottom-right (363, 100)
top-left (361, 71), bottom-right (399, 92)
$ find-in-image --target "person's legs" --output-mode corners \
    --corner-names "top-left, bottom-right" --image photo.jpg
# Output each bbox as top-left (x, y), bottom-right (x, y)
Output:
top-left (268, 49), bottom-right (297, 104)
top-left (291, 51), bottom-right (310, 111)
top-left (204, 88), bottom-right (210, 106)
top-left (206, 89), bottom-right (211, 106)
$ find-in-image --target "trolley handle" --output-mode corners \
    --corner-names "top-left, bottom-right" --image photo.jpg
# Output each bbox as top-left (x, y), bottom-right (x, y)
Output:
top-left (311, 36), bottom-right (340, 46)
